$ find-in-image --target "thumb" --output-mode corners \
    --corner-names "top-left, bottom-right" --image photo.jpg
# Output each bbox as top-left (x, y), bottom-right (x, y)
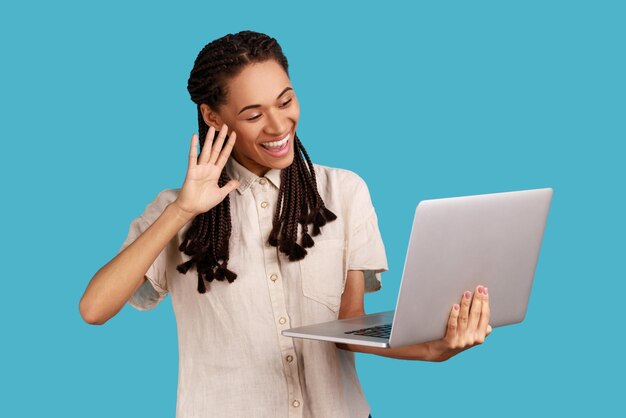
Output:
top-left (222, 179), bottom-right (240, 195)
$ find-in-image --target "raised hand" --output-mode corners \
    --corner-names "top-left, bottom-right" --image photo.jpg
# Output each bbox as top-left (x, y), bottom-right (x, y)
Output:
top-left (429, 284), bottom-right (493, 361)
top-left (173, 123), bottom-right (240, 218)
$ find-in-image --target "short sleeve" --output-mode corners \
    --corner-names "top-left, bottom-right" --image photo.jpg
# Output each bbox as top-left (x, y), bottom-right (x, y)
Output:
top-left (117, 189), bottom-right (175, 311)
top-left (346, 175), bottom-right (389, 294)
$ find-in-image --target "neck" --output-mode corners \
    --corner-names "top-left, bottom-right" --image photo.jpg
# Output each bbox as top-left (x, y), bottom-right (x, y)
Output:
top-left (232, 154), bottom-right (269, 177)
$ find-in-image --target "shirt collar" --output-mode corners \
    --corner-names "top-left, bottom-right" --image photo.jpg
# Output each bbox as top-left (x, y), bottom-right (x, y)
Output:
top-left (225, 157), bottom-right (282, 194)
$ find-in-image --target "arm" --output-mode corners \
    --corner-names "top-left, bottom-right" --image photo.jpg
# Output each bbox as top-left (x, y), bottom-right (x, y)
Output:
top-left (79, 202), bottom-right (194, 325)
top-left (336, 270), bottom-right (492, 361)
top-left (79, 126), bottom-right (240, 325)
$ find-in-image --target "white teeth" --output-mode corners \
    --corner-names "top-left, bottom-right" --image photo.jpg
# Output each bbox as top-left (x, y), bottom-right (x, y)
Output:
top-left (261, 133), bottom-right (290, 149)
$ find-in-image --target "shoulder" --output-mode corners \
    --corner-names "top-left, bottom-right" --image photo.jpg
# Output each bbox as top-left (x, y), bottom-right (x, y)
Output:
top-left (150, 188), bottom-right (181, 209)
top-left (156, 188), bottom-right (181, 203)
top-left (311, 164), bottom-right (374, 225)
top-left (312, 163), bottom-right (368, 194)
top-left (138, 188), bottom-right (181, 222)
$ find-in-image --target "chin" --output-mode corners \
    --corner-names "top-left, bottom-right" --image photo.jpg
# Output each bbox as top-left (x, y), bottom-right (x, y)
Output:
top-left (274, 154), bottom-right (295, 169)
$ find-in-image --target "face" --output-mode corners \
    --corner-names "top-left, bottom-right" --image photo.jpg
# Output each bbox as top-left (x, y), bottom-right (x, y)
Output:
top-left (200, 59), bottom-right (300, 177)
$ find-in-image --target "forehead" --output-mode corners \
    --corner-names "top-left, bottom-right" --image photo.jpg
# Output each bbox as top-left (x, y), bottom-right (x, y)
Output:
top-left (226, 60), bottom-right (291, 106)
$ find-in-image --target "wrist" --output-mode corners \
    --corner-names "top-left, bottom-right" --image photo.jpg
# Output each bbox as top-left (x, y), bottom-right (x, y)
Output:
top-left (170, 200), bottom-right (196, 222)
top-left (426, 340), bottom-right (449, 362)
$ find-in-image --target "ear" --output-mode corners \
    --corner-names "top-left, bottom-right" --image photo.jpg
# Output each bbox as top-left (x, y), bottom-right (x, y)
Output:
top-left (199, 104), bottom-right (223, 130)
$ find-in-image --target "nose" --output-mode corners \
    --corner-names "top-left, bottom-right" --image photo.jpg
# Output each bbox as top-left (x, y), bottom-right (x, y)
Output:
top-left (264, 108), bottom-right (289, 136)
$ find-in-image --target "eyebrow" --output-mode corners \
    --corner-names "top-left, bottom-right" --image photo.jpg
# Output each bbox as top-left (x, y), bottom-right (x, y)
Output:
top-left (237, 87), bottom-right (294, 115)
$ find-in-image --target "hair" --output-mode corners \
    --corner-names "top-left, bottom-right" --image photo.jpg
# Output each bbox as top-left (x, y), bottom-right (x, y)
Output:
top-left (176, 30), bottom-right (337, 293)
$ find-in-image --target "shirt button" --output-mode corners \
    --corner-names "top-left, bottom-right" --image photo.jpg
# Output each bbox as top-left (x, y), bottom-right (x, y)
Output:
top-left (292, 400), bottom-right (300, 408)
top-left (259, 178), bottom-right (267, 185)
top-left (270, 273), bottom-right (278, 282)
top-left (286, 355), bottom-right (294, 363)
top-left (261, 201), bottom-right (269, 208)
top-left (279, 317), bottom-right (287, 325)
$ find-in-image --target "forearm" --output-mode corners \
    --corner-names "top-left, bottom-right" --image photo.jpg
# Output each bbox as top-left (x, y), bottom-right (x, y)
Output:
top-left (79, 202), bottom-right (193, 324)
top-left (334, 311), bottom-right (462, 361)
top-left (336, 341), bottom-right (440, 361)
top-left (336, 276), bottom-right (490, 361)
top-left (336, 307), bottom-right (446, 361)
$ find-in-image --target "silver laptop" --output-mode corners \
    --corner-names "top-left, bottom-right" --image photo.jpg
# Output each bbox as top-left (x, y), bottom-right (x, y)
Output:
top-left (282, 187), bottom-right (553, 348)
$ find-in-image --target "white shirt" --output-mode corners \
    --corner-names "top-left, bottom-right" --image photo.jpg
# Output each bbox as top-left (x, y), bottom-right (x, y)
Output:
top-left (118, 157), bottom-right (388, 418)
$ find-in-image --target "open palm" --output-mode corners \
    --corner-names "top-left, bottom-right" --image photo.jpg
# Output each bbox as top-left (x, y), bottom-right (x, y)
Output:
top-left (175, 124), bottom-right (240, 217)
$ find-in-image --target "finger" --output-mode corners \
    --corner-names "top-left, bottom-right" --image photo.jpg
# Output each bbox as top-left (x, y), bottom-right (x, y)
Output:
top-left (459, 290), bottom-right (472, 333)
top-left (198, 125), bottom-right (219, 165)
top-left (468, 285), bottom-right (484, 331)
top-left (445, 304), bottom-right (460, 341)
top-left (486, 325), bottom-right (493, 336)
top-left (209, 123), bottom-right (229, 164)
top-left (215, 130), bottom-right (237, 169)
top-left (478, 286), bottom-right (491, 333)
top-left (188, 133), bottom-right (199, 168)
top-left (219, 179), bottom-right (241, 197)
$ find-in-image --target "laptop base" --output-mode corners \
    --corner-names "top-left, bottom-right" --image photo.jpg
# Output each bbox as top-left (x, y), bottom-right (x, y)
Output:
top-left (282, 311), bottom-right (394, 348)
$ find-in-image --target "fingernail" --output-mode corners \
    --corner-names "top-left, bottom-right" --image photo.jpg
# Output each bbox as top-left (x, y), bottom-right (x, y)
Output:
top-left (484, 287), bottom-right (488, 295)
top-left (478, 286), bottom-right (484, 294)
top-left (464, 291), bottom-right (471, 300)
top-left (454, 304), bottom-right (459, 311)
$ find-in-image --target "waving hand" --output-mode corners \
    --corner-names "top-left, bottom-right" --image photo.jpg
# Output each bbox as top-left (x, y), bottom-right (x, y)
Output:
top-left (173, 123), bottom-right (240, 218)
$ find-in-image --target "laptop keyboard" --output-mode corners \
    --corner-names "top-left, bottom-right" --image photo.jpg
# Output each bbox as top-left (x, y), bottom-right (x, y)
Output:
top-left (344, 323), bottom-right (392, 339)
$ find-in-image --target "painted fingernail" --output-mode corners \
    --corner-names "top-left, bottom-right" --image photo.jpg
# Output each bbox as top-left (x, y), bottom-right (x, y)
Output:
top-left (464, 291), bottom-right (471, 300)
top-left (454, 304), bottom-right (460, 311)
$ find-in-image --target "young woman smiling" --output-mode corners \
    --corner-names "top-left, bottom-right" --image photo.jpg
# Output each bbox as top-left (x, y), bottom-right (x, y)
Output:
top-left (79, 30), bottom-right (492, 418)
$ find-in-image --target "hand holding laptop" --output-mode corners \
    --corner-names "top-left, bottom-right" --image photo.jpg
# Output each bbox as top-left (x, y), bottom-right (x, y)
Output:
top-left (427, 284), bottom-right (493, 362)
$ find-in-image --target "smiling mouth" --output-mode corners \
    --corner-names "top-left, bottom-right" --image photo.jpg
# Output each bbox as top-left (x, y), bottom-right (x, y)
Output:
top-left (260, 133), bottom-right (290, 150)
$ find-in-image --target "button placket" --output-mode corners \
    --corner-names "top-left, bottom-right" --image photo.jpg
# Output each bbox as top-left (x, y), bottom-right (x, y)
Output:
top-left (251, 183), bottom-right (303, 417)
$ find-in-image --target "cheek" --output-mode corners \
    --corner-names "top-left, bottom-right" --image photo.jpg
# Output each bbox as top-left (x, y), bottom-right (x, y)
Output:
top-left (289, 106), bottom-right (301, 128)
top-left (293, 101), bottom-right (301, 118)
top-left (233, 131), bottom-right (260, 152)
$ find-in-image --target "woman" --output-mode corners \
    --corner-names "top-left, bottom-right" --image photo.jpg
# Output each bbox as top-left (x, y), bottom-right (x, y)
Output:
top-left (79, 30), bottom-right (492, 418)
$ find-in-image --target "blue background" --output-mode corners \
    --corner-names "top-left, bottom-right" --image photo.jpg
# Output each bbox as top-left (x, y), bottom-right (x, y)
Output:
top-left (1, 1), bottom-right (624, 417)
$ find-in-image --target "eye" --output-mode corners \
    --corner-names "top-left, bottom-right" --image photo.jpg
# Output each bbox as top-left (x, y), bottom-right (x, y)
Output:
top-left (246, 99), bottom-right (293, 122)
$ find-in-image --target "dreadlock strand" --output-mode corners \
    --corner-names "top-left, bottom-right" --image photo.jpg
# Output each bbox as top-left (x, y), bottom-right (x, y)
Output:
top-left (295, 135), bottom-right (320, 209)
top-left (278, 164), bottom-right (296, 255)
top-left (268, 169), bottom-right (287, 246)
top-left (294, 152), bottom-right (315, 249)
top-left (297, 135), bottom-right (338, 224)
top-left (287, 160), bottom-right (307, 261)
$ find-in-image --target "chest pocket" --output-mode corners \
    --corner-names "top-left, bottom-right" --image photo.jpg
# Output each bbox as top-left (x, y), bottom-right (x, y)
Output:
top-left (299, 238), bottom-right (347, 313)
